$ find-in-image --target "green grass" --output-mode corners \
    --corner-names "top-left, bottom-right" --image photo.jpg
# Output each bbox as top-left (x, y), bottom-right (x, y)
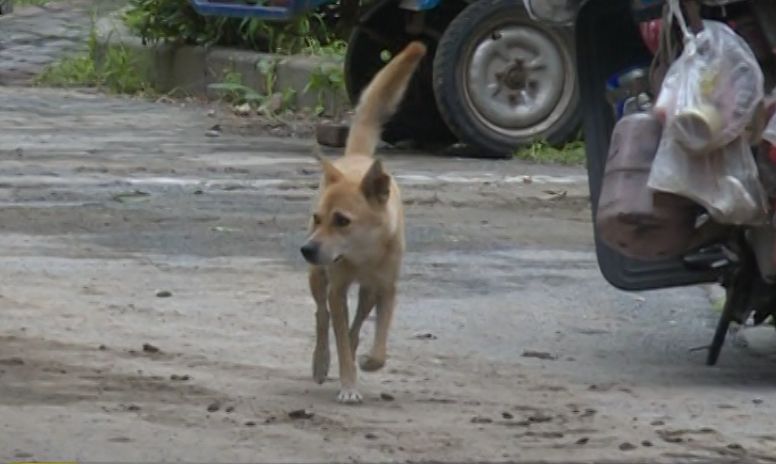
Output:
top-left (36, 53), bottom-right (97, 87)
top-left (514, 140), bottom-right (586, 166)
top-left (35, 29), bottom-right (152, 95)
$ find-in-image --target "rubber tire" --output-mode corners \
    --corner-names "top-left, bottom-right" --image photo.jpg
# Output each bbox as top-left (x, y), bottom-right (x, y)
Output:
top-left (344, 14), bottom-right (456, 148)
top-left (0, 0), bottom-right (13, 14)
top-left (433, 0), bottom-right (581, 158)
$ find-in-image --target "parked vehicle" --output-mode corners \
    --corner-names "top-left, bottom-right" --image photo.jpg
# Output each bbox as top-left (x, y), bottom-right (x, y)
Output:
top-left (189, 0), bottom-right (582, 158)
top-left (529, 0), bottom-right (776, 365)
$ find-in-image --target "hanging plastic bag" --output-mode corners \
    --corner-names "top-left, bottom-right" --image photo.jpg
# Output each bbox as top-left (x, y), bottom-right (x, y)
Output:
top-left (649, 135), bottom-right (767, 225)
top-left (653, 20), bottom-right (764, 154)
top-left (764, 109), bottom-right (776, 146)
top-left (647, 2), bottom-right (767, 226)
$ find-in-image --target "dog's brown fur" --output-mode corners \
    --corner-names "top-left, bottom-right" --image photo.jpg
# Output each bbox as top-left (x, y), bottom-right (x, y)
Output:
top-left (301, 41), bottom-right (426, 403)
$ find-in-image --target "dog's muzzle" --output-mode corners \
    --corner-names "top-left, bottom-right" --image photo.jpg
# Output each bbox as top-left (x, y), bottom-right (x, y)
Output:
top-left (300, 242), bottom-right (320, 264)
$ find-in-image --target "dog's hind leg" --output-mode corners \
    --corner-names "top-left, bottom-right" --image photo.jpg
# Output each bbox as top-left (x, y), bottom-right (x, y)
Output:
top-left (349, 286), bottom-right (376, 357)
top-left (309, 266), bottom-right (330, 384)
top-left (359, 284), bottom-right (396, 372)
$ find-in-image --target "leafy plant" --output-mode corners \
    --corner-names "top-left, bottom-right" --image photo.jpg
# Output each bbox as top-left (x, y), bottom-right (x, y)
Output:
top-left (36, 27), bottom-right (152, 95)
top-left (208, 58), bottom-right (296, 117)
top-left (208, 70), bottom-right (265, 105)
top-left (304, 62), bottom-right (345, 116)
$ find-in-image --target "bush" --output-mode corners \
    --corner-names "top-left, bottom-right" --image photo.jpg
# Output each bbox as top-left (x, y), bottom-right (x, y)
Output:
top-left (124, 0), bottom-right (347, 55)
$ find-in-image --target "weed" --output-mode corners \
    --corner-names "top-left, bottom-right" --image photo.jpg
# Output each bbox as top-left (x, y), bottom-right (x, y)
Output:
top-left (304, 63), bottom-right (345, 117)
top-left (514, 140), bottom-right (587, 166)
top-left (208, 58), bottom-right (296, 118)
top-left (208, 72), bottom-right (265, 106)
top-left (36, 27), bottom-right (152, 95)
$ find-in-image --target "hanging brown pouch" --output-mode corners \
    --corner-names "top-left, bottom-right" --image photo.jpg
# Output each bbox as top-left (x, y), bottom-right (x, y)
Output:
top-left (596, 111), bottom-right (699, 260)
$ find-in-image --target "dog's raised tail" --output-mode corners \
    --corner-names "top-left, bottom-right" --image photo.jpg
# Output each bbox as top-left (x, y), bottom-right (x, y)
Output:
top-left (344, 41), bottom-right (427, 157)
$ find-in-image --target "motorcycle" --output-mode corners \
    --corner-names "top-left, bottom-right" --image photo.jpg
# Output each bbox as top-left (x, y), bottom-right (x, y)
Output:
top-left (526, 0), bottom-right (776, 365)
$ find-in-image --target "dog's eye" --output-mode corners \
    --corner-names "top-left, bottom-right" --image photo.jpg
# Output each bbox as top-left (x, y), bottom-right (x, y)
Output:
top-left (332, 212), bottom-right (351, 227)
top-left (312, 214), bottom-right (322, 226)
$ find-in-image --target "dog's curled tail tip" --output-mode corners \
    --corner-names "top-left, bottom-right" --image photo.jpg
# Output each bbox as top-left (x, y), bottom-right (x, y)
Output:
top-left (404, 41), bottom-right (427, 60)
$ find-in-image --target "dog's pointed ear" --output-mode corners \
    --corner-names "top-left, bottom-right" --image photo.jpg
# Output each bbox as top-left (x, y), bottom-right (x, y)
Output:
top-left (314, 152), bottom-right (343, 185)
top-left (361, 159), bottom-right (390, 203)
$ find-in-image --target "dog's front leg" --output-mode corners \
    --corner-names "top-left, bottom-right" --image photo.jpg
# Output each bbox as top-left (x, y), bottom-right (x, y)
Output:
top-left (359, 283), bottom-right (396, 372)
top-left (328, 284), bottom-right (362, 403)
top-left (309, 267), bottom-right (330, 384)
top-left (349, 286), bottom-right (376, 357)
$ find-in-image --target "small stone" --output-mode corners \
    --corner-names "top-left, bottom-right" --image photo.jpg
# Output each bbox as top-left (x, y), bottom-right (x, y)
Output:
top-left (205, 125), bottom-right (222, 137)
top-left (521, 350), bottom-right (557, 360)
top-left (194, 189), bottom-right (204, 195)
top-left (380, 392), bottom-right (395, 401)
top-left (245, 421), bottom-right (256, 427)
top-left (502, 412), bottom-right (514, 420)
top-left (0, 357), bottom-right (24, 366)
top-left (170, 374), bottom-right (190, 381)
top-left (207, 109), bottom-right (216, 117)
top-left (413, 332), bottom-right (437, 340)
top-left (264, 416), bottom-right (277, 424)
top-left (651, 420), bottom-right (665, 426)
top-left (727, 443), bottom-right (744, 451)
top-left (471, 416), bottom-right (493, 424)
top-left (288, 409), bottom-right (314, 420)
top-left (142, 343), bottom-right (160, 354)
top-left (528, 413), bottom-right (553, 423)
top-left (619, 442), bottom-right (637, 451)
top-left (753, 398), bottom-right (764, 405)
top-left (316, 122), bottom-right (349, 148)
top-left (207, 402), bottom-right (221, 412)
top-left (642, 440), bottom-right (653, 447)
top-left (225, 406), bottom-right (235, 413)
top-left (156, 290), bottom-right (172, 298)
top-left (98, 344), bottom-right (107, 351)
top-left (126, 404), bottom-right (141, 411)
top-left (365, 433), bottom-right (378, 440)
top-left (576, 437), bottom-right (589, 445)
top-left (233, 103), bottom-right (252, 116)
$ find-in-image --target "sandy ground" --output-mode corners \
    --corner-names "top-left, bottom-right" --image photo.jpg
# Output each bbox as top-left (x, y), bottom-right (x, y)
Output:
top-left (1, 87), bottom-right (776, 463)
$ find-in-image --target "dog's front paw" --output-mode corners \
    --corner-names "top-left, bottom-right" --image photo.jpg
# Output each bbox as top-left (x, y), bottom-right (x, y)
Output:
top-left (337, 388), bottom-right (363, 404)
top-left (312, 346), bottom-right (330, 384)
top-left (358, 354), bottom-right (385, 372)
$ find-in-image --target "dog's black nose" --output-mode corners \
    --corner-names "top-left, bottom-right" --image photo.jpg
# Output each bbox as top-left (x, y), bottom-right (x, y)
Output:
top-left (300, 243), bottom-right (319, 263)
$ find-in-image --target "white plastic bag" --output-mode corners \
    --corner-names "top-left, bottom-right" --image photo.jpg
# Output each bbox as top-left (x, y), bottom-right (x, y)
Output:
top-left (649, 135), bottom-right (767, 225)
top-left (653, 20), bottom-right (764, 154)
top-left (648, 8), bottom-right (768, 226)
top-left (764, 111), bottom-right (776, 146)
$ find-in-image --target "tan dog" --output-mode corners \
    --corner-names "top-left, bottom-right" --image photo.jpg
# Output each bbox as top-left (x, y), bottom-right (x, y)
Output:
top-left (300, 41), bottom-right (426, 403)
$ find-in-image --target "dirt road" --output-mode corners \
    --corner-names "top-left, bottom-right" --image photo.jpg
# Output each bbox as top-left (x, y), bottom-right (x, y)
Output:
top-left (1, 87), bottom-right (775, 463)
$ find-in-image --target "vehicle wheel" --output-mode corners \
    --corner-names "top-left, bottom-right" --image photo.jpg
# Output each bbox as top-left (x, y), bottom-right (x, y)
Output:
top-left (344, 13), bottom-right (456, 148)
top-left (0, 0), bottom-right (13, 14)
top-left (433, 0), bottom-right (581, 158)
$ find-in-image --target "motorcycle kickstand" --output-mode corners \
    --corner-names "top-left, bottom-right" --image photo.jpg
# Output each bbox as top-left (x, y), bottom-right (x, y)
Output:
top-left (706, 264), bottom-right (754, 366)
